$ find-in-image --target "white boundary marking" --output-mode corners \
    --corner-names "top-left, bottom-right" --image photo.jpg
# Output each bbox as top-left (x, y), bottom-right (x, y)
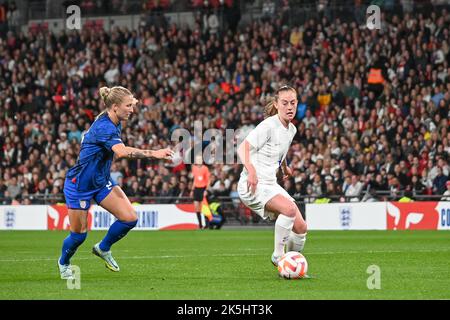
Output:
top-left (1, 248), bottom-right (449, 263)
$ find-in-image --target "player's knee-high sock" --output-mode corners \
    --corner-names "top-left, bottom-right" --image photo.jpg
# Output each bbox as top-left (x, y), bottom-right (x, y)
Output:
top-left (196, 212), bottom-right (203, 228)
top-left (274, 215), bottom-right (295, 257)
top-left (99, 219), bottom-right (138, 252)
top-left (286, 232), bottom-right (307, 252)
top-left (60, 232), bottom-right (87, 265)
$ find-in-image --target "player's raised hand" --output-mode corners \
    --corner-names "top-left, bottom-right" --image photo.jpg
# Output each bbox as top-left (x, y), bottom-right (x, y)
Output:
top-left (151, 148), bottom-right (174, 160)
top-left (282, 166), bottom-right (293, 181)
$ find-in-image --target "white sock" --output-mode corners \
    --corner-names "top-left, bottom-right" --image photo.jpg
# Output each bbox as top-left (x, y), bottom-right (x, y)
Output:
top-left (286, 231), bottom-right (307, 253)
top-left (274, 215), bottom-right (295, 257)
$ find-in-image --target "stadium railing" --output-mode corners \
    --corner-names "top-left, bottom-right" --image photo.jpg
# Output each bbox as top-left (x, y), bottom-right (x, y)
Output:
top-left (0, 192), bottom-right (447, 205)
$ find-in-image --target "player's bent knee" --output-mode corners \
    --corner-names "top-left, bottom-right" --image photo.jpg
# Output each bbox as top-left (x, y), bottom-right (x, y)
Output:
top-left (122, 218), bottom-right (138, 229)
top-left (285, 203), bottom-right (298, 218)
top-left (293, 214), bottom-right (307, 234)
top-left (122, 213), bottom-right (138, 223)
top-left (121, 207), bottom-right (138, 221)
top-left (71, 225), bottom-right (88, 233)
top-left (297, 222), bottom-right (307, 234)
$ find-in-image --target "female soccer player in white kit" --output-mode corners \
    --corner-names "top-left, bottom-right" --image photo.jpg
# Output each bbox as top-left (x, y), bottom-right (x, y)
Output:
top-left (237, 85), bottom-right (307, 266)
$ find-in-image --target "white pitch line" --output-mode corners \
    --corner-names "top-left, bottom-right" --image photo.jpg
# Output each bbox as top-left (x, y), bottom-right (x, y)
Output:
top-left (0, 253), bottom-right (263, 263)
top-left (0, 248), bottom-right (449, 263)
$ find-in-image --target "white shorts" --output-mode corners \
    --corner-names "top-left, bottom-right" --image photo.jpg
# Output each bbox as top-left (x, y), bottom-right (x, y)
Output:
top-left (237, 178), bottom-right (295, 220)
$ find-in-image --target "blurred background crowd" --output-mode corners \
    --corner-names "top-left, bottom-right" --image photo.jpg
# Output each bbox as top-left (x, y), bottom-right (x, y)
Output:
top-left (0, 0), bottom-right (449, 208)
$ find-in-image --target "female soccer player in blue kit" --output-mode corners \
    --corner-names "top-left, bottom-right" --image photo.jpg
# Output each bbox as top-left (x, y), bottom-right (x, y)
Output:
top-left (58, 86), bottom-right (173, 279)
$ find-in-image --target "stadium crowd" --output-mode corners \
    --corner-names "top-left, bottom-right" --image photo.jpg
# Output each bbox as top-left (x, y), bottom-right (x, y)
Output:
top-left (0, 1), bottom-right (450, 205)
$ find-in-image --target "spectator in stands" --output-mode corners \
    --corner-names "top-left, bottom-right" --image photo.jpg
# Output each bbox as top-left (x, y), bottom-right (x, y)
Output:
top-left (36, 180), bottom-right (50, 204)
top-left (229, 181), bottom-right (240, 207)
top-left (345, 175), bottom-right (364, 202)
top-left (128, 181), bottom-right (143, 199)
top-left (302, 109), bottom-right (317, 129)
top-left (57, 133), bottom-right (70, 152)
top-left (6, 176), bottom-right (21, 200)
top-left (174, 181), bottom-right (190, 202)
top-left (213, 180), bottom-right (228, 198)
top-left (411, 174), bottom-right (426, 196)
top-left (310, 174), bottom-right (323, 197)
top-left (433, 167), bottom-right (449, 195)
top-left (110, 163), bottom-right (123, 184)
top-left (1, 190), bottom-right (12, 205)
top-left (304, 184), bottom-right (315, 203)
top-left (442, 181), bottom-right (450, 201)
top-left (68, 123), bottom-right (82, 144)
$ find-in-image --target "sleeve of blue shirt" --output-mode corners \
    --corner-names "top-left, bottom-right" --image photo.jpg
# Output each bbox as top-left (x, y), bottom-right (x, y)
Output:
top-left (95, 123), bottom-right (123, 151)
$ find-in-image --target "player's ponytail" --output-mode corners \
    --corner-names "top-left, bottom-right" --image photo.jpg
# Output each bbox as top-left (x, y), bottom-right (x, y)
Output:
top-left (264, 97), bottom-right (278, 119)
top-left (96, 86), bottom-right (133, 120)
top-left (99, 86), bottom-right (132, 109)
top-left (99, 87), bottom-right (111, 104)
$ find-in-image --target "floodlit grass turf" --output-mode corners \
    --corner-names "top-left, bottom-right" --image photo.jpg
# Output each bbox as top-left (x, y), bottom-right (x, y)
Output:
top-left (0, 230), bottom-right (449, 299)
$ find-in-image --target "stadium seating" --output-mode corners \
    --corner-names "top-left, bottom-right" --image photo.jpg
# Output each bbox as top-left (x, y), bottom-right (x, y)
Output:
top-left (0, 1), bottom-right (449, 210)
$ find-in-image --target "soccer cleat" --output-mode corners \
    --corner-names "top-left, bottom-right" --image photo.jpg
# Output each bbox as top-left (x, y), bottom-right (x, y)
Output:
top-left (57, 258), bottom-right (74, 280)
top-left (92, 243), bottom-right (120, 272)
top-left (271, 253), bottom-right (281, 267)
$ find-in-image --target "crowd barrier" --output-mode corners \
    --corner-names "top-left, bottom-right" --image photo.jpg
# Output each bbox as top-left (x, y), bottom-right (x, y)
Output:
top-left (0, 202), bottom-right (449, 230)
top-left (307, 201), bottom-right (450, 230)
top-left (0, 204), bottom-right (203, 231)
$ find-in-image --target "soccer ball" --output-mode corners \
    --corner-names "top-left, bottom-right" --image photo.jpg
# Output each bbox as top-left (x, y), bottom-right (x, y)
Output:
top-left (277, 251), bottom-right (308, 279)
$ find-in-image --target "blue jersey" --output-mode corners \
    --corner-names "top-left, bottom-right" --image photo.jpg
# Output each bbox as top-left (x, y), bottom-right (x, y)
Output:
top-left (66, 113), bottom-right (123, 192)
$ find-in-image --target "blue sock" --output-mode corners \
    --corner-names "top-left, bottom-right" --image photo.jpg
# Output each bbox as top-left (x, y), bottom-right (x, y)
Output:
top-left (99, 219), bottom-right (138, 252)
top-left (59, 232), bottom-right (87, 265)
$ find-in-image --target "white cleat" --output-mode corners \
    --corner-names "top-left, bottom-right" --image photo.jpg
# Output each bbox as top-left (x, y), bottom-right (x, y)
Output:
top-left (271, 253), bottom-right (281, 268)
top-left (92, 243), bottom-right (120, 272)
top-left (57, 258), bottom-right (74, 280)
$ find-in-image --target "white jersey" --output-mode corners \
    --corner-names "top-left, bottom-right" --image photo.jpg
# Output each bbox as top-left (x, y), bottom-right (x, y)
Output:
top-left (240, 115), bottom-right (297, 184)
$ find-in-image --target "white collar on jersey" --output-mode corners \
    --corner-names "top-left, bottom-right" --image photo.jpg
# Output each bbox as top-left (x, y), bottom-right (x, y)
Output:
top-left (275, 114), bottom-right (290, 129)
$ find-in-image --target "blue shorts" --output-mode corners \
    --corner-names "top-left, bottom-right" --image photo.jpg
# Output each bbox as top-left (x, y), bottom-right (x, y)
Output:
top-left (63, 178), bottom-right (117, 210)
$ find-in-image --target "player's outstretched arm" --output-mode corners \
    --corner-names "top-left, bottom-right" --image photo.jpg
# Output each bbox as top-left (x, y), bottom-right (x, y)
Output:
top-left (112, 144), bottom-right (174, 160)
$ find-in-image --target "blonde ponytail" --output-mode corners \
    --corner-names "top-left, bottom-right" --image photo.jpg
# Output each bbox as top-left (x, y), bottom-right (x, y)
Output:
top-left (264, 97), bottom-right (278, 119)
top-left (96, 86), bottom-right (133, 120)
top-left (99, 87), bottom-right (111, 103)
top-left (98, 86), bottom-right (132, 108)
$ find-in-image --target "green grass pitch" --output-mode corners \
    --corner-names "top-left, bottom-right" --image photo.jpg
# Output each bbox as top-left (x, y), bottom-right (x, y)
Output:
top-left (0, 230), bottom-right (449, 299)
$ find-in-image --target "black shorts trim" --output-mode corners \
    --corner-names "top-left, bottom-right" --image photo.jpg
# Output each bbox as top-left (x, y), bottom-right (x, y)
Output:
top-left (193, 187), bottom-right (206, 202)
